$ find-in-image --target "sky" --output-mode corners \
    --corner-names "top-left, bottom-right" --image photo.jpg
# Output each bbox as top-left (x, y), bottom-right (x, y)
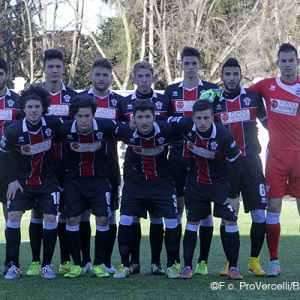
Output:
top-left (46, 0), bottom-right (116, 34)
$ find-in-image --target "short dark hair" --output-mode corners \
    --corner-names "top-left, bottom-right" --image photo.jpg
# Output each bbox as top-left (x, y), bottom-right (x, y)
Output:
top-left (0, 58), bottom-right (8, 74)
top-left (70, 94), bottom-right (98, 116)
top-left (278, 43), bottom-right (298, 59)
top-left (19, 84), bottom-right (51, 115)
top-left (181, 46), bottom-right (201, 62)
top-left (193, 99), bottom-right (213, 115)
top-left (222, 58), bottom-right (241, 75)
top-left (91, 58), bottom-right (113, 71)
top-left (133, 99), bottom-right (155, 116)
top-left (132, 61), bottom-right (154, 77)
top-left (43, 49), bottom-right (64, 66)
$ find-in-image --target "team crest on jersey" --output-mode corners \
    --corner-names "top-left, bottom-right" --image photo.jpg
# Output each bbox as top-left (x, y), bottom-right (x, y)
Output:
top-left (64, 95), bottom-right (71, 102)
top-left (243, 97), bottom-right (251, 106)
top-left (270, 100), bottom-right (278, 108)
top-left (155, 101), bottom-right (162, 110)
top-left (0, 135), bottom-right (6, 148)
top-left (270, 85), bottom-right (276, 91)
top-left (96, 132), bottom-right (103, 140)
top-left (111, 99), bottom-right (117, 107)
top-left (45, 128), bottom-right (52, 137)
top-left (172, 91), bottom-right (178, 97)
top-left (127, 104), bottom-right (133, 110)
top-left (7, 100), bottom-right (14, 107)
top-left (158, 137), bottom-right (165, 144)
top-left (296, 88), bottom-right (300, 97)
top-left (210, 141), bottom-right (218, 150)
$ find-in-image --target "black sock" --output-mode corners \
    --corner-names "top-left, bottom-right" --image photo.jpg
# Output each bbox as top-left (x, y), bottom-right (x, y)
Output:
top-left (103, 224), bottom-right (117, 267)
top-left (225, 231), bottom-right (240, 269)
top-left (250, 222), bottom-right (265, 257)
top-left (183, 229), bottom-right (197, 268)
top-left (175, 223), bottom-right (182, 263)
top-left (29, 222), bottom-right (43, 262)
top-left (118, 224), bottom-right (132, 267)
top-left (80, 221), bottom-right (91, 264)
top-left (57, 221), bottom-right (70, 264)
top-left (94, 229), bottom-right (109, 265)
top-left (42, 228), bottom-right (57, 267)
top-left (198, 226), bottom-right (213, 263)
top-left (220, 224), bottom-right (229, 261)
top-left (165, 227), bottom-right (178, 267)
top-left (150, 223), bottom-right (164, 264)
top-left (66, 230), bottom-right (81, 266)
top-left (130, 222), bottom-right (141, 264)
top-left (6, 227), bottom-right (21, 267)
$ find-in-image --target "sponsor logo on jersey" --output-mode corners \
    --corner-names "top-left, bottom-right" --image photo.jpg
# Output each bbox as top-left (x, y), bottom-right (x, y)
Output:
top-left (211, 141), bottom-right (218, 150)
top-left (270, 85), bottom-right (276, 91)
top-left (111, 99), bottom-right (117, 107)
top-left (64, 95), bottom-right (71, 103)
top-left (95, 107), bottom-right (116, 119)
top-left (0, 109), bottom-right (12, 120)
top-left (175, 100), bottom-right (195, 112)
top-left (48, 105), bottom-right (69, 116)
top-left (155, 101), bottom-right (162, 110)
top-left (45, 128), bottom-right (52, 137)
top-left (7, 100), bottom-right (14, 107)
top-left (70, 141), bottom-right (101, 152)
top-left (243, 97), bottom-right (251, 106)
top-left (132, 146), bottom-right (164, 156)
top-left (96, 132), bottom-right (103, 140)
top-left (186, 141), bottom-right (215, 159)
top-left (158, 137), bottom-right (165, 144)
top-left (220, 110), bottom-right (250, 124)
top-left (172, 91), bottom-right (178, 97)
top-left (20, 139), bottom-right (51, 155)
top-left (270, 99), bottom-right (298, 116)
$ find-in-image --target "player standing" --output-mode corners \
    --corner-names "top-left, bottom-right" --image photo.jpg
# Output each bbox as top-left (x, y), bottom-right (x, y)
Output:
top-left (249, 43), bottom-right (300, 276)
top-left (59, 95), bottom-right (118, 278)
top-left (78, 58), bottom-right (123, 273)
top-left (118, 61), bottom-right (171, 275)
top-left (164, 46), bottom-right (218, 273)
top-left (0, 58), bottom-right (20, 223)
top-left (168, 100), bottom-right (243, 280)
top-left (201, 58), bottom-right (267, 276)
top-left (113, 99), bottom-right (179, 279)
top-left (1, 85), bottom-right (61, 279)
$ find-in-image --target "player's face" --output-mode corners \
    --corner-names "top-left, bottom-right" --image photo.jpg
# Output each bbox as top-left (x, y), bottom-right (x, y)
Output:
top-left (43, 59), bottom-right (64, 83)
top-left (134, 109), bottom-right (155, 135)
top-left (221, 66), bottom-right (243, 92)
top-left (23, 99), bottom-right (44, 125)
top-left (0, 68), bottom-right (8, 93)
top-left (133, 68), bottom-right (154, 94)
top-left (193, 109), bottom-right (214, 133)
top-left (181, 56), bottom-right (201, 80)
top-left (277, 51), bottom-right (299, 80)
top-left (74, 107), bottom-right (94, 133)
top-left (90, 67), bottom-right (113, 93)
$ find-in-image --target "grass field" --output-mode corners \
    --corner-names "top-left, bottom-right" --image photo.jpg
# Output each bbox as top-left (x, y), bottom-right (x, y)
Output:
top-left (0, 201), bottom-right (299, 300)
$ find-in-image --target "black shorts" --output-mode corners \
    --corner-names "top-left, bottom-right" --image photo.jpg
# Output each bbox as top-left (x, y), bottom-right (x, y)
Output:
top-left (64, 177), bottom-right (111, 218)
top-left (108, 161), bottom-right (121, 211)
top-left (0, 161), bottom-right (10, 204)
top-left (120, 176), bottom-right (177, 219)
top-left (169, 148), bottom-right (189, 197)
top-left (7, 180), bottom-right (59, 215)
top-left (184, 179), bottom-right (238, 222)
top-left (239, 156), bottom-right (267, 213)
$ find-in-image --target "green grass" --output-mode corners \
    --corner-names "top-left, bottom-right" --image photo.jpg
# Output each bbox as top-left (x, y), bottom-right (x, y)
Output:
top-left (0, 201), bottom-right (299, 300)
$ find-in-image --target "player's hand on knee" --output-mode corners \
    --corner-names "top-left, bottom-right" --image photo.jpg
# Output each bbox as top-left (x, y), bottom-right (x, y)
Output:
top-left (7, 180), bottom-right (24, 200)
top-left (224, 197), bottom-right (240, 214)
